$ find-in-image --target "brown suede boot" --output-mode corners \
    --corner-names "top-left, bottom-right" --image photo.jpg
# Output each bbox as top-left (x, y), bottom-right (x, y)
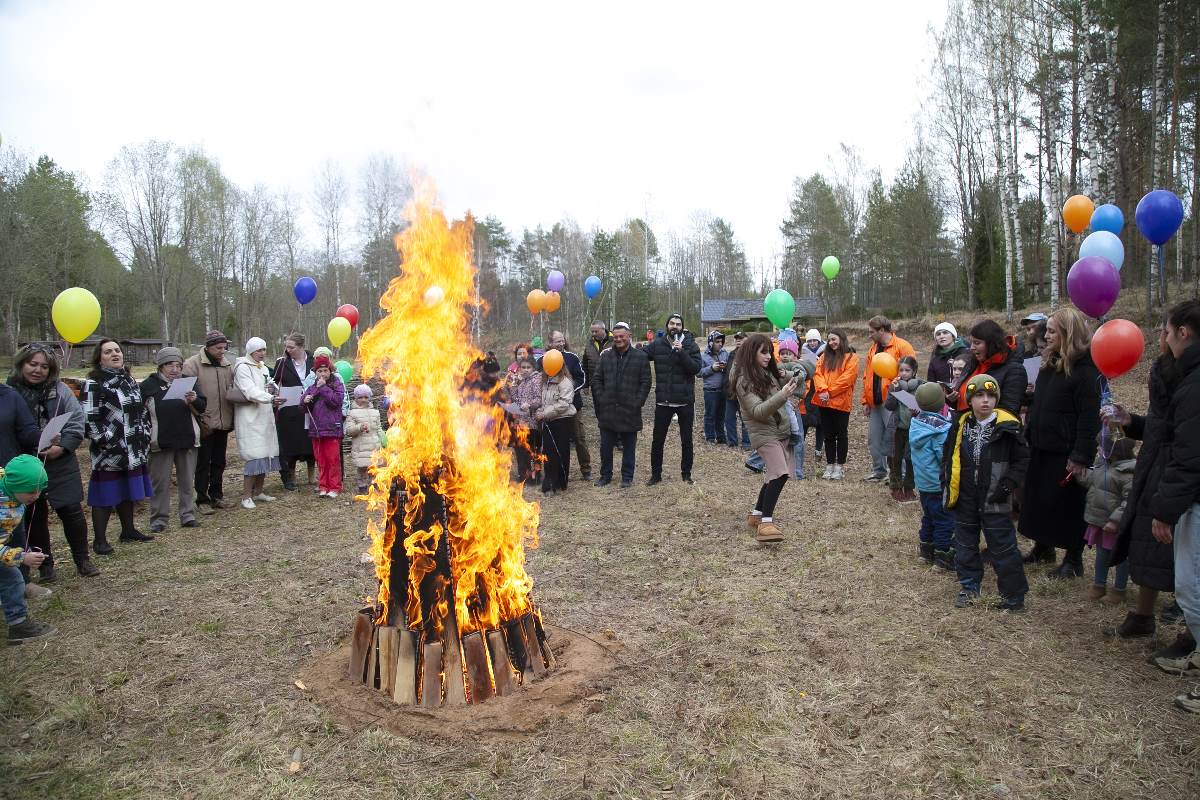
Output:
top-left (756, 522), bottom-right (783, 543)
top-left (747, 514), bottom-right (761, 530)
top-left (1087, 584), bottom-right (1107, 601)
top-left (1103, 587), bottom-right (1128, 606)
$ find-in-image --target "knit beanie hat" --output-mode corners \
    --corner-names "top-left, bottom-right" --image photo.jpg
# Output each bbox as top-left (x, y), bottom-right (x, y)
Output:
top-left (245, 337), bottom-right (266, 355)
top-left (965, 373), bottom-right (1000, 400)
top-left (915, 382), bottom-right (946, 412)
top-left (313, 346), bottom-right (333, 360)
top-left (313, 354), bottom-right (333, 372)
top-left (155, 346), bottom-right (183, 366)
top-left (205, 330), bottom-right (229, 346)
top-left (778, 338), bottom-right (799, 355)
top-left (934, 322), bottom-right (958, 339)
top-left (1, 455), bottom-right (48, 496)
top-left (531, 336), bottom-right (544, 349)
top-left (353, 384), bottom-right (373, 399)
top-left (805, 329), bottom-right (821, 341)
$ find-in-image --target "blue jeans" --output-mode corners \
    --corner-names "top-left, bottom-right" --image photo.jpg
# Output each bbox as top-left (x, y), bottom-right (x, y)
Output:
top-left (0, 521), bottom-right (28, 625)
top-left (599, 429), bottom-right (638, 483)
top-left (702, 389), bottom-right (726, 442)
top-left (919, 491), bottom-right (954, 549)
top-left (1173, 503), bottom-right (1200, 644)
top-left (723, 400), bottom-right (749, 447)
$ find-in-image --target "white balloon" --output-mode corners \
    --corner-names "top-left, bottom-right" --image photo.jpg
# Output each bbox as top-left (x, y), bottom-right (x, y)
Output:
top-left (423, 285), bottom-right (444, 306)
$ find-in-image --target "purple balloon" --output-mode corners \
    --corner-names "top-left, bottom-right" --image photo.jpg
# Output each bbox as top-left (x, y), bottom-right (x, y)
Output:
top-left (1066, 256), bottom-right (1121, 319)
top-left (546, 269), bottom-right (565, 292)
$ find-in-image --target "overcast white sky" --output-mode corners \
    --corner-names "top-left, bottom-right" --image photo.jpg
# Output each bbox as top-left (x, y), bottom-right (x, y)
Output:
top-left (1, 0), bottom-right (945, 268)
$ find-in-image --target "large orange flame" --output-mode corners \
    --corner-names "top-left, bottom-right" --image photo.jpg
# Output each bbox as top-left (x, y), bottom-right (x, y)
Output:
top-left (358, 187), bottom-right (540, 637)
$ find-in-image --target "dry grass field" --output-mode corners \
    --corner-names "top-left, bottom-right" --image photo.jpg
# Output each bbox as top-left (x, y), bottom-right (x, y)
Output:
top-left (2, 323), bottom-right (1199, 799)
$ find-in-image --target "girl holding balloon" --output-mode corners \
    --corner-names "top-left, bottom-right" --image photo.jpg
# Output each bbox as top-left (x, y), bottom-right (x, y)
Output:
top-left (535, 350), bottom-right (575, 496)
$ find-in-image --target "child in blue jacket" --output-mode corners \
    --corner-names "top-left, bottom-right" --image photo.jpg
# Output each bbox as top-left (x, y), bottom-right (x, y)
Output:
top-left (907, 381), bottom-right (955, 570)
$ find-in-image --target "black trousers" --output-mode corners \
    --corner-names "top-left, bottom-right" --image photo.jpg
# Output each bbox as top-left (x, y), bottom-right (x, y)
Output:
top-left (954, 492), bottom-right (1029, 601)
top-left (819, 407), bottom-right (850, 464)
top-left (650, 403), bottom-right (695, 479)
top-left (541, 417), bottom-right (573, 491)
top-left (514, 428), bottom-right (542, 481)
top-left (25, 496), bottom-right (89, 568)
top-left (195, 429), bottom-right (230, 502)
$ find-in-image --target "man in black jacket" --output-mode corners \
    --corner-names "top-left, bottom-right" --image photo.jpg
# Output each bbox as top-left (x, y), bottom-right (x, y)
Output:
top-left (644, 314), bottom-right (702, 485)
top-left (592, 322), bottom-right (651, 488)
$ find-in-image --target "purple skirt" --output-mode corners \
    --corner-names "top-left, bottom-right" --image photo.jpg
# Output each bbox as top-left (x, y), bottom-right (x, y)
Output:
top-left (88, 466), bottom-right (153, 507)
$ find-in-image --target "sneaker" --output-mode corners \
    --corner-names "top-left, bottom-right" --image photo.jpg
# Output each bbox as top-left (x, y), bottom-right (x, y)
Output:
top-left (1161, 600), bottom-right (1184, 625)
top-left (821, 465), bottom-right (833, 480)
top-left (1154, 648), bottom-right (1200, 676)
top-left (755, 522), bottom-right (784, 543)
top-left (747, 514), bottom-right (762, 530)
top-left (211, 498), bottom-right (231, 509)
top-left (197, 504), bottom-right (216, 516)
top-left (933, 548), bottom-right (955, 572)
top-left (282, 481), bottom-right (298, 492)
top-left (1149, 631), bottom-right (1198, 665)
top-left (75, 558), bottom-right (100, 577)
top-left (992, 597), bottom-right (1026, 613)
top-left (1087, 584), bottom-right (1107, 601)
top-left (682, 475), bottom-right (695, 485)
top-left (181, 519), bottom-right (201, 528)
top-left (618, 480), bottom-right (632, 489)
top-left (1104, 612), bottom-right (1155, 639)
top-left (832, 465), bottom-right (845, 480)
top-left (1102, 587), bottom-right (1127, 606)
top-left (646, 476), bottom-right (662, 486)
top-left (241, 498), bottom-right (257, 510)
top-left (1175, 686), bottom-right (1200, 714)
top-left (149, 521), bottom-right (166, 533)
top-left (955, 588), bottom-right (980, 608)
top-left (93, 539), bottom-right (114, 555)
top-left (327, 492), bottom-right (339, 499)
top-left (254, 493), bottom-right (277, 502)
top-left (7, 618), bottom-right (54, 645)
top-left (918, 541), bottom-right (934, 564)
top-left (862, 472), bottom-right (885, 482)
top-left (593, 478), bottom-right (612, 487)
top-left (24, 583), bottom-right (52, 600)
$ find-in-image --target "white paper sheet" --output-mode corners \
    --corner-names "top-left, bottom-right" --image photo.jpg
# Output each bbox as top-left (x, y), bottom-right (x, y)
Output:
top-left (278, 385), bottom-right (304, 408)
top-left (161, 376), bottom-right (196, 402)
top-left (1024, 356), bottom-right (1042, 385)
top-left (891, 390), bottom-right (920, 412)
top-left (38, 413), bottom-right (71, 453)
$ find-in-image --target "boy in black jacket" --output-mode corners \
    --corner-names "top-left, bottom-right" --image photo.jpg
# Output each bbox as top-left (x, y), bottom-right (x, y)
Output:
top-left (944, 374), bottom-right (1030, 611)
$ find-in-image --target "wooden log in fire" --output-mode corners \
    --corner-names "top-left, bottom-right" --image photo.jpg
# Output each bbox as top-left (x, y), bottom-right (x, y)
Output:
top-left (392, 629), bottom-right (418, 705)
top-left (348, 608), bottom-right (374, 683)
top-left (521, 613), bottom-right (549, 677)
top-left (461, 631), bottom-right (495, 704)
top-left (420, 640), bottom-right (443, 708)
top-left (487, 629), bottom-right (515, 696)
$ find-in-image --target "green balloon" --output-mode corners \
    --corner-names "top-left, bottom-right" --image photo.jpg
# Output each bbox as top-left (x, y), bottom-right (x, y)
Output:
top-left (334, 359), bottom-right (354, 384)
top-left (821, 256), bottom-right (841, 280)
top-left (762, 288), bottom-right (795, 329)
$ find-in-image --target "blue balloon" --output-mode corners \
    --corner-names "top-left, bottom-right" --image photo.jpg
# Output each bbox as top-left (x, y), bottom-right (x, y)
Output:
top-left (293, 276), bottom-right (317, 305)
top-left (1079, 230), bottom-right (1125, 271)
top-left (583, 275), bottom-right (602, 299)
top-left (1135, 189), bottom-right (1184, 246)
top-left (1089, 204), bottom-right (1124, 235)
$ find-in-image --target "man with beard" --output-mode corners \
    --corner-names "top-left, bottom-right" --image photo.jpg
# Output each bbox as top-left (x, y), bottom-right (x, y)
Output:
top-left (644, 314), bottom-right (702, 485)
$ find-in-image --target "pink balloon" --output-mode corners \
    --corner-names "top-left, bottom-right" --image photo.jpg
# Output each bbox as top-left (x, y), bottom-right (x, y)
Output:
top-left (1066, 256), bottom-right (1121, 319)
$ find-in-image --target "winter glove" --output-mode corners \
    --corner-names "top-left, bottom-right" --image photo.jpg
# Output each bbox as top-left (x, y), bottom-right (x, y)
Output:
top-left (987, 477), bottom-right (1016, 505)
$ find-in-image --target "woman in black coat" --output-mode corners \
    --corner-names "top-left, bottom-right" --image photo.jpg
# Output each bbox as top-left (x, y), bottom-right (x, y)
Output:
top-left (1105, 329), bottom-right (1185, 645)
top-left (954, 319), bottom-right (1026, 416)
top-left (1019, 307), bottom-right (1102, 577)
top-left (273, 332), bottom-right (315, 491)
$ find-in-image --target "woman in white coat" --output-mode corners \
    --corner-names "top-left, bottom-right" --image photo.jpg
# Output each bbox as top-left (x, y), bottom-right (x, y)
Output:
top-left (234, 337), bottom-right (284, 509)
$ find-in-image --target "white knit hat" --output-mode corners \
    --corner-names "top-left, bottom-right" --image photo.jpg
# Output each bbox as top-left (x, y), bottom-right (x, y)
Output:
top-left (244, 336), bottom-right (267, 354)
top-left (933, 322), bottom-right (958, 338)
top-left (805, 329), bottom-right (821, 341)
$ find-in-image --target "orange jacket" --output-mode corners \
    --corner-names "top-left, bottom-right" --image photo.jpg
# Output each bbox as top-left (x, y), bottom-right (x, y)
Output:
top-left (812, 352), bottom-right (860, 413)
top-left (861, 334), bottom-right (916, 408)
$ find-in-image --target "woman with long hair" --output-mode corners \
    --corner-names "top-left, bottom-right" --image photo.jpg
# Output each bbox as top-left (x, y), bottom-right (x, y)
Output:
top-left (811, 329), bottom-right (859, 480)
top-left (83, 338), bottom-right (154, 552)
top-left (1019, 307), bottom-right (1101, 577)
top-left (956, 319), bottom-right (1025, 415)
top-left (7, 344), bottom-right (97, 577)
top-left (734, 333), bottom-right (800, 543)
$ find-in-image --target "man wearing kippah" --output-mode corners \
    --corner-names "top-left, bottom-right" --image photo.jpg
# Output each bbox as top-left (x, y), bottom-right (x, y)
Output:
top-left (0, 455), bottom-right (55, 644)
top-left (183, 330), bottom-right (235, 512)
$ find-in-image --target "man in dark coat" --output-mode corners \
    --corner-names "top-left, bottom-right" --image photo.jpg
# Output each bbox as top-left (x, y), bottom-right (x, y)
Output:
top-left (592, 322), bottom-right (651, 488)
top-left (581, 321), bottom-right (613, 394)
top-left (0, 383), bottom-right (39, 467)
top-left (644, 314), bottom-right (702, 485)
top-left (273, 333), bottom-right (315, 491)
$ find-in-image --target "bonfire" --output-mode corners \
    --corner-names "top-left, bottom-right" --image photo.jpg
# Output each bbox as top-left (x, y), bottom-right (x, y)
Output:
top-left (348, 190), bottom-right (554, 706)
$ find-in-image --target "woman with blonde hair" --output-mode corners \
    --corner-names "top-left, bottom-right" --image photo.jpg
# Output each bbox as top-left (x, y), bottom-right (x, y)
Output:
top-left (1019, 307), bottom-right (1102, 577)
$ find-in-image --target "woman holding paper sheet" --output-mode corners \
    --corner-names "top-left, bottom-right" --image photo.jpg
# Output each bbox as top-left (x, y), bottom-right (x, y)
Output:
top-left (233, 337), bottom-right (284, 510)
top-left (140, 347), bottom-right (207, 533)
top-left (7, 344), bottom-right (96, 578)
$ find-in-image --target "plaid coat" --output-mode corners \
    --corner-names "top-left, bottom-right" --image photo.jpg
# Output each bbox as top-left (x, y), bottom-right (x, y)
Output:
top-left (83, 369), bottom-right (151, 472)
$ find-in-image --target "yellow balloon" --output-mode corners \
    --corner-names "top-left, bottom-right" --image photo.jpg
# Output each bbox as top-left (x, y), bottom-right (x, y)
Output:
top-left (52, 287), bottom-right (101, 344)
top-left (327, 316), bottom-right (352, 347)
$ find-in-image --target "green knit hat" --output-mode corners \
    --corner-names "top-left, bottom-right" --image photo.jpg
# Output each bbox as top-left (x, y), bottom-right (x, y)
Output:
top-left (1, 454), bottom-right (48, 496)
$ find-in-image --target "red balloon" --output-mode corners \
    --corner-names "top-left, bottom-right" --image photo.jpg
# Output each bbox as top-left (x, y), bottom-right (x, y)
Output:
top-left (336, 304), bottom-right (359, 328)
top-left (1091, 318), bottom-right (1144, 379)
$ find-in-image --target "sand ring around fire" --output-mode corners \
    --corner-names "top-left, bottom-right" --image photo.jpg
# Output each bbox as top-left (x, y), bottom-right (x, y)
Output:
top-left (298, 624), bottom-right (621, 741)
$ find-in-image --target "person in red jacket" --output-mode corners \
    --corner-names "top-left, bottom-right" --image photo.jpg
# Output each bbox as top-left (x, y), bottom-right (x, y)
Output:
top-left (861, 316), bottom-right (916, 481)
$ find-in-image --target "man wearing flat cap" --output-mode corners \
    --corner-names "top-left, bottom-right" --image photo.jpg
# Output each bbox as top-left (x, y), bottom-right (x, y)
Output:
top-left (183, 330), bottom-right (235, 512)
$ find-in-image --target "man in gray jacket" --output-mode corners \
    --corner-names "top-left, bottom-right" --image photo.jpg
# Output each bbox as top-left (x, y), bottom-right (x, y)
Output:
top-left (182, 330), bottom-right (235, 512)
top-left (699, 331), bottom-right (729, 444)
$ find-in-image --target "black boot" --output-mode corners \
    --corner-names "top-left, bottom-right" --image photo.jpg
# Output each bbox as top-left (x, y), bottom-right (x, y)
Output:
top-left (934, 548), bottom-right (956, 572)
top-left (918, 541), bottom-right (934, 564)
top-left (1148, 629), bottom-right (1197, 663)
top-left (116, 501), bottom-right (153, 542)
top-left (281, 466), bottom-right (297, 491)
top-left (75, 558), bottom-right (100, 577)
top-left (91, 507), bottom-right (114, 555)
top-left (1023, 543), bottom-right (1056, 564)
top-left (1105, 612), bottom-right (1155, 639)
top-left (38, 561), bottom-right (57, 583)
top-left (1048, 551), bottom-right (1083, 580)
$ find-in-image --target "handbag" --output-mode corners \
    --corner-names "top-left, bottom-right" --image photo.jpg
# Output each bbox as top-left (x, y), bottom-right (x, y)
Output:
top-left (226, 364), bottom-right (253, 405)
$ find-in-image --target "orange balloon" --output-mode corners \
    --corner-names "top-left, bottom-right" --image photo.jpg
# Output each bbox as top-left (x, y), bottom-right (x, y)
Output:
top-left (1063, 194), bottom-right (1095, 235)
top-left (871, 352), bottom-right (898, 380)
top-left (542, 348), bottom-right (564, 376)
top-left (543, 291), bottom-right (561, 313)
top-left (526, 289), bottom-right (546, 314)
